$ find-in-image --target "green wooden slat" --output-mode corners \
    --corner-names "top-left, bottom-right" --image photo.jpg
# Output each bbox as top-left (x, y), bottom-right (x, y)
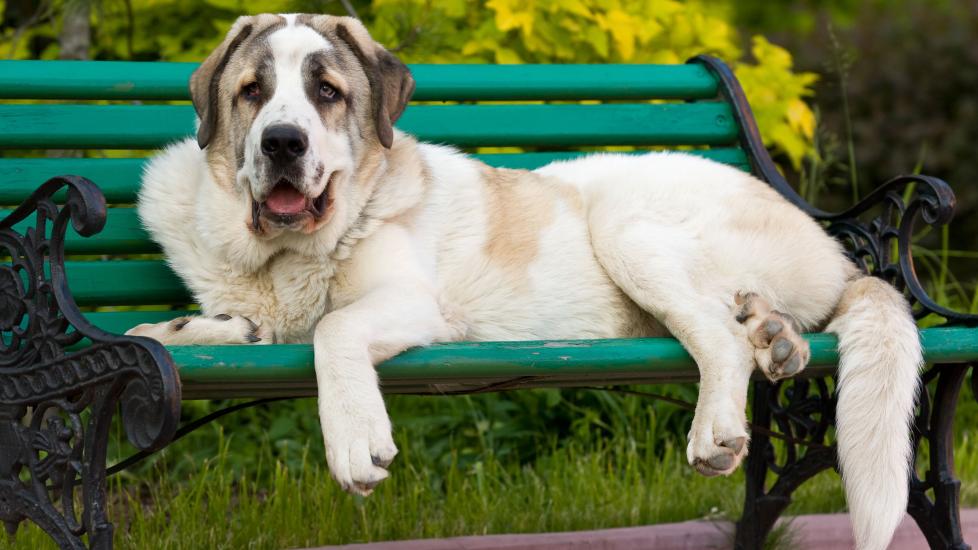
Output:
top-left (412, 64), bottom-right (720, 100)
top-left (681, 148), bottom-right (749, 168)
top-left (0, 105), bottom-right (193, 149)
top-left (0, 103), bottom-right (738, 149)
top-left (0, 61), bottom-right (197, 100)
top-left (70, 207), bottom-right (153, 254)
top-left (174, 338), bottom-right (699, 397)
top-left (77, 313), bottom-right (978, 374)
top-left (74, 311), bottom-right (978, 397)
top-left (0, 61), bottom-right (719, 101)
top-left (165, 327), bottom-right (978, 398)
top-left (65, 260), bottom-right (189, 306)
top-left (0, 158), bottom-right (145, 205)
top-left (1, 207), bottom-right (155, 254)
top-left (0, 148), bottom-right (750, 205)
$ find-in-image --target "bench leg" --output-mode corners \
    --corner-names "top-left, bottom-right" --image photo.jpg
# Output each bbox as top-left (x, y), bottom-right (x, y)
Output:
top-left (908, 364), bottom-right (972, 550)
top-left (1, 343), bottom-right (180, 550)
top-left (1, 382), bottom-right (118, 549)
top-left (734, 378), bottom-right (838, 549)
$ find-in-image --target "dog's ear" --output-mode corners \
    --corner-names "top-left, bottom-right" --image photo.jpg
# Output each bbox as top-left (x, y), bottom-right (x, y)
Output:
top-left (189, 16), bottom-right (255, 149)
top-left (336, 20), bottom-right (415, 149)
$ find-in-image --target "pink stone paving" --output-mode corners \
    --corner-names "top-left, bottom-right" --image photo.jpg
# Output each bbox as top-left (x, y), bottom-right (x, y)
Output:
top-left (308, 510), bottom-right (978, 549)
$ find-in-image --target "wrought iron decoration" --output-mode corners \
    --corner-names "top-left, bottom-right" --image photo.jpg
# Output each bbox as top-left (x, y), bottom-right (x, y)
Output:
top-left (0, 176), bottom-right (180, 549)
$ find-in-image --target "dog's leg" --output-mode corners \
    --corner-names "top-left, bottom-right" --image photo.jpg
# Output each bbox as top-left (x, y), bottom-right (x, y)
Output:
top-left (665, 311), bottom-right (753, 477)
top-left (591, 219), bottom-right (753, 476)
top-left (125, 314), bottom-right (269, 344)
top-left (313, 285), bottom-right (451, 496)
top-left (654, 304), bottom-right (753, 476)
top-left (313, 223), bottom-right (455, 496)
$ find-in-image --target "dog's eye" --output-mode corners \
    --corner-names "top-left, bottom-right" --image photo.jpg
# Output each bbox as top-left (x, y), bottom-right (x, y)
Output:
top-left (319, 82), bottom-right (339, 102)
top-left (242, 82), bottom-right (261, 101)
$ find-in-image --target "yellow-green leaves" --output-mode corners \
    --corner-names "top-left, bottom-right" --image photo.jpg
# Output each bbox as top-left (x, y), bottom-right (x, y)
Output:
top-left (371, 0), bottom-right (817, 165)
top-left (735, 36), bottom-right (819, 168)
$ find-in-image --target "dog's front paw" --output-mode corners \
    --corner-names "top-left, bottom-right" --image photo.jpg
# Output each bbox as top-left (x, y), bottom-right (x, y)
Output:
top-left (126, 314), bottom-right (269, 345)
top-left (686, 405), bottom-right (748, 477)
top-left (320, 395), bottom-right (398, 496)
top-left (205, 314), bottom-right (269, 344)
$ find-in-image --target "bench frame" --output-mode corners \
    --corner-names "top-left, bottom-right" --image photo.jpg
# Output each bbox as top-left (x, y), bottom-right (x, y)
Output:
top-left (1, 56), bottom-right (976, 550)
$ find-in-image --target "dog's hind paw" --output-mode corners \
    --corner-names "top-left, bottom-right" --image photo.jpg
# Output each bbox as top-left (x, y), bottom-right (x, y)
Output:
top-left (735, 292), bottom-right (810, 382)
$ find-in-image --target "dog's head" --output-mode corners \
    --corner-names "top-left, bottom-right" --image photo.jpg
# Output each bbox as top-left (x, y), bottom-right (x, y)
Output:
top-left (190, 14), bottom-right (414, 236)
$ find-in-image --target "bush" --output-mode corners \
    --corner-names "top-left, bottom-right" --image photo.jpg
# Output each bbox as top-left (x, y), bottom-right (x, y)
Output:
top-left (729, 0), bottom-right (978, 283)
top-left (370, 0), bottom-right (816, 167)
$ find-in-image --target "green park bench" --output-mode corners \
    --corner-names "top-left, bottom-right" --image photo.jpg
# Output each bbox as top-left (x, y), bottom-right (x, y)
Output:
top-left (1, 57), bottom-right (977, 550)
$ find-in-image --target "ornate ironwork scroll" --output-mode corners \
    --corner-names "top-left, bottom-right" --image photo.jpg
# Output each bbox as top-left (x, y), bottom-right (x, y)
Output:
top-left (0, 176), bottom-right (180, 549)
top-left (690, 56), bottom-right (978, 549)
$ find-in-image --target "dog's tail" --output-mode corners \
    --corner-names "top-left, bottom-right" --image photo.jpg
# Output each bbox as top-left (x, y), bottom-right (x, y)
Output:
top-left (827, 275), bottom-right (922, 550)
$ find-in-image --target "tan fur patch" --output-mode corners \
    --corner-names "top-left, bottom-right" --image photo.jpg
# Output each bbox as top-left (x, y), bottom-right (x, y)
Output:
top-left (555, 181), bottom-right (584, 215)
top-left (189, 14), bottom-right (285, 190)
top-left (332, 19), bottom-right (415, 149)
top-left (481, 167), bottom-right (563, 274)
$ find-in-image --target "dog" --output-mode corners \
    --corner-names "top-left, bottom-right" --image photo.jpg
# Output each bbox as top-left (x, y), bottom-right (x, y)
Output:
top-left (126, 14), bottom-right (922, 550)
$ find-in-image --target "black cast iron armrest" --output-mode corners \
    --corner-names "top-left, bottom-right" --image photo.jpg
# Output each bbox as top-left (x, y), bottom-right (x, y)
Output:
top-left (0, 175), bottom-right (180, 546)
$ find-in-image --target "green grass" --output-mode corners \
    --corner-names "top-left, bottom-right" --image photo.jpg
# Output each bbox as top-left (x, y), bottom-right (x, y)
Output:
top-left (2, 427), bottom-right (784, 549)
top-left (9, 386), bottom-right (978, 549)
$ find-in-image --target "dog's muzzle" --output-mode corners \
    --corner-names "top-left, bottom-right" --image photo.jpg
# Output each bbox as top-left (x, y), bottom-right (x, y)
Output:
top-left (252, 176), bottom-right (332, 232)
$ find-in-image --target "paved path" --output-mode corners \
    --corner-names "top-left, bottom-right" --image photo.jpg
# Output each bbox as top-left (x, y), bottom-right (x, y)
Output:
top-left (310, 510), bottom-right (978, 549)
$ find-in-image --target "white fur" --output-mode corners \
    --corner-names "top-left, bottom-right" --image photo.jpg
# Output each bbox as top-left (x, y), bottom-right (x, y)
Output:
top-left (827, 278), bottom-right (922, 550)
top-left (127, 24), bottom-right (922, 550)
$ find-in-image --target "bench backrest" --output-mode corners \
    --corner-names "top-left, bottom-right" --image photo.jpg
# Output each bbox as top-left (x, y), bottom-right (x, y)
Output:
top-left (0, 60), bottom-right (752, 334)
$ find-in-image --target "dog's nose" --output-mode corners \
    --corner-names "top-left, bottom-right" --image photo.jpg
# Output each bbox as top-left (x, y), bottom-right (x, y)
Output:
top-left (261, 125), bottom-right (308, 163)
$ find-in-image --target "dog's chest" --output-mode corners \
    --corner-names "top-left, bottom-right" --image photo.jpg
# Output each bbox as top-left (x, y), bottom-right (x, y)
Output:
top-left (263, 253), bottom-right (334, 342)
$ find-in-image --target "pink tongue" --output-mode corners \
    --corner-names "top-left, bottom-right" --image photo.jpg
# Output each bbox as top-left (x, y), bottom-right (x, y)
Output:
top-left (264, 184), bottom-right (307, 215)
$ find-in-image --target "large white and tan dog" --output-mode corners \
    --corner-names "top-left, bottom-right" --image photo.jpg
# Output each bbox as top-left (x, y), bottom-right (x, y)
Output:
top-left (128, 13), bottom-right (921, 550)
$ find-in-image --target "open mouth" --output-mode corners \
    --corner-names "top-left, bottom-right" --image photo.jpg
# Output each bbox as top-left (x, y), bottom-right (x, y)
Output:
top-left (252, 175), bottom-right (333, 230)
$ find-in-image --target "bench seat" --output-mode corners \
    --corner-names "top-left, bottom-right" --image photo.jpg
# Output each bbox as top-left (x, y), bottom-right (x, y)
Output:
top-left (171, 327), bottom-right (978, 398)
top-left (76, 311), bottom-right (978, 399)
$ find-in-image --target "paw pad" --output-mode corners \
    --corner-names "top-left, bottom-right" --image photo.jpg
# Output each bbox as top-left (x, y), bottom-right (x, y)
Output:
top-left (734, 292), bottom-right (810, 381)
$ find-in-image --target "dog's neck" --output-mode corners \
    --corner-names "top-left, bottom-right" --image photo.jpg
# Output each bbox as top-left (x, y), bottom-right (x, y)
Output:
top-left (329, 130), bottom-right (428, 262)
